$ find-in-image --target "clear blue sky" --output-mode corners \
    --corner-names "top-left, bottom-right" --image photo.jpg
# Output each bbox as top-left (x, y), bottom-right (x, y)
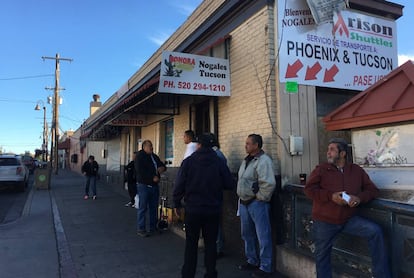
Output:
top-left (0, 0), bottom-right (203, 154)
top-left (0, 0), bottom-right (412, 155)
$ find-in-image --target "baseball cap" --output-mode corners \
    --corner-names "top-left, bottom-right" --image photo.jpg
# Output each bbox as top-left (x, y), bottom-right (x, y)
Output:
top-left (195, 133), bottom-right (215, 148)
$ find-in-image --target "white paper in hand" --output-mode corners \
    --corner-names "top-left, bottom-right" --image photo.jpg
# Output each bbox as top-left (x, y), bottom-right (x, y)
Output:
top-left (342, 192), bottom-right (351, 203)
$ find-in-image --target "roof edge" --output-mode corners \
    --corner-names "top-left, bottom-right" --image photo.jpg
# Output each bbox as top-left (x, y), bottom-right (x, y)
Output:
top-left (325, 108), bottom-right (414, 131)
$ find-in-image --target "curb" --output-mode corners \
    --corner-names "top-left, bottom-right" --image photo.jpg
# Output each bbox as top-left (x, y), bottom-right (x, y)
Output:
top-left (0, 184), bottom-right (35, 228)
top-left (51, 191), bottom-right (78, 278)
top-left (22, 185), bottom-right (35, 217)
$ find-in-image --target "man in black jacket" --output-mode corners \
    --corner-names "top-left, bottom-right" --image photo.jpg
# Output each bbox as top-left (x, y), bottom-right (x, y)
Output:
top-left (81, 155), bottom-right (99, 200)
top-left (134, 140), bottom-right (166, 237)
top-left (174, 133), bottom-right (236, 278)
top-left (124, 152), bottom-right (137, 207)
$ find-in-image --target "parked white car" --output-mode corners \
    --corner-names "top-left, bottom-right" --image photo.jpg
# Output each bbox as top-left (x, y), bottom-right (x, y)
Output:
top-left (0, 154), bottom-right (29, 192)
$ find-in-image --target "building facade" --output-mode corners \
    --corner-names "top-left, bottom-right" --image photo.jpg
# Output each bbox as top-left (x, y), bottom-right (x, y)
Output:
top-left (66, 0), bottom-right (404, 276)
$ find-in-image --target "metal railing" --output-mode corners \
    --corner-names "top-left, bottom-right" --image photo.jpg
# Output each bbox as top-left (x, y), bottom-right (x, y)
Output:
top-left (282, 184), bottom-right (414, 277)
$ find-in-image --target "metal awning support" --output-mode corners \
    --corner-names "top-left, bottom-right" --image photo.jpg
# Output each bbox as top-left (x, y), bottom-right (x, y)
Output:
top-left (124, 91), bottom-right (158, 113)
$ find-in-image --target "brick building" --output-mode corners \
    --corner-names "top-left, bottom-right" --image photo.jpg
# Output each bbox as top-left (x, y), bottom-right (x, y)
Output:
top-left (66, 0), bottom-right (404, 276)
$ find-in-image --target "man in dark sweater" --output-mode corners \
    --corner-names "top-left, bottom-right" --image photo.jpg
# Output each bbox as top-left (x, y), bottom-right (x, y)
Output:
top-left (173, 133), bottom-right (236, 278)
top-left (124, 152), bottom-right (137, 207)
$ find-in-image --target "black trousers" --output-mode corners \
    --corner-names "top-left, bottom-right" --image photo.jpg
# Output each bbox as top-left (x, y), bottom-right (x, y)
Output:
top-left (182, 211), bottom-right (219, 278)
top-left (127, 182), bottom-right (137, 203)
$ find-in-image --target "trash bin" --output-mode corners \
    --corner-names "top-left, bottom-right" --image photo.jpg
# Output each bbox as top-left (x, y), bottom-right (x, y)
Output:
top-left (34, 167), bottom-right (51, 190)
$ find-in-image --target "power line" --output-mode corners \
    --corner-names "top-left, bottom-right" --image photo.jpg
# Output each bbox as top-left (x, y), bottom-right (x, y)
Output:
top-left (0, 143), bottom-right (42, 147)
top-left (60, 115), bottom-right (83, 123)
top-left (0, 98), bottom-right (40, 104)
top-left (0, 74), bottom-right (54, 81)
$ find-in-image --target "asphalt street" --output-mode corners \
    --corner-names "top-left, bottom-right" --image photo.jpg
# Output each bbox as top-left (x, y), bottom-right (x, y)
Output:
top-left (0, 176), bottom-right (32, 224)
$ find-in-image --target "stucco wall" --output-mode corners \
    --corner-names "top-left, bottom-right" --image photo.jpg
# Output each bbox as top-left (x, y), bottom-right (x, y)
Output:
top-left (69, 128), bottom-right (82, 174)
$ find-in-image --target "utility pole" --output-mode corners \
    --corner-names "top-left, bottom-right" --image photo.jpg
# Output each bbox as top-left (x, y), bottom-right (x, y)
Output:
top-left (42, 53), bottom-right (72, 175)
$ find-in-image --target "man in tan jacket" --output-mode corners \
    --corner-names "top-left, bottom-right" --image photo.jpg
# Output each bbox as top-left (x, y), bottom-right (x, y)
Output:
top-left (237, 134), bottom-right (276, 277)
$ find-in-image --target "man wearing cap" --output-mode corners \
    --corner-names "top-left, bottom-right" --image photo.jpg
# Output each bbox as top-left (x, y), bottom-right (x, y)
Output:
top-left (304, 138), bottom-right (390, 278)
top-left (173, 133), bottom-right (236, 278)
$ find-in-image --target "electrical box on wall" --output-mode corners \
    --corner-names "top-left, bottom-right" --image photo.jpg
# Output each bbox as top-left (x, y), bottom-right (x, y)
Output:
top-left (290, 135), bottom-right (303, 156)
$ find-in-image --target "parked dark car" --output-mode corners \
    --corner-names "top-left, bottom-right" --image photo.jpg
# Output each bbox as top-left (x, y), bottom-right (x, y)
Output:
top-left (0, 154), bottom-right (29, 192)
top-left (21, 155), bottom-right (35, 174)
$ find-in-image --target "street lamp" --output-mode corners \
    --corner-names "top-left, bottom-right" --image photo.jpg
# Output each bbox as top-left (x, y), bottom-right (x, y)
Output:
top-left (34, 101), bottom-right (47, 162)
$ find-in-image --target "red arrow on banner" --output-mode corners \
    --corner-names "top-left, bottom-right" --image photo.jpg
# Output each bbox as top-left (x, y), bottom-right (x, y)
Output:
top-left (285, 59), bottom-right (303, 78)
top-left (305, 62), bottom-right (322, 80)
top-left (323, 64), bottom-right (339, 82)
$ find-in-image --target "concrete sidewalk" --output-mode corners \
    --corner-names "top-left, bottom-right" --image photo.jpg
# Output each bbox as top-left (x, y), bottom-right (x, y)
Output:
top-left (0, 169), bottom-right (254, 278)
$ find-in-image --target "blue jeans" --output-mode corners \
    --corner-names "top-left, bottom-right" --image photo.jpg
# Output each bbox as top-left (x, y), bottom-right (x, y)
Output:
top-left (85, 176), bottom-right (97, 196)
top-left (240, 200), bottom-right (273, 273)
top-left (313, 216), bottom-right (390, 278)
top-left (137, 183), bottom-right (159, 232)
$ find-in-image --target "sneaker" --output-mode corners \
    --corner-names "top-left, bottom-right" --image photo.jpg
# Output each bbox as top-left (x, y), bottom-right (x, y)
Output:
top-left (238, 263), bottom-right (259, 271)
top-left (93, 196), bottom-right (97, 200)
top-left (131, 204), bottom-right (136, 208)
top-left (83, 195), bottom-right (89, 200)
top-left (252, 269), bottom-right (273, 277)
top-left (137, 230), bottom-right (148, 237)
top-left (124, 201), bottom-right (132, 207)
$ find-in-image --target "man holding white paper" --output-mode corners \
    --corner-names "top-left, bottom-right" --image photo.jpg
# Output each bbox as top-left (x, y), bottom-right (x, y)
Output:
top-left (304, 138), bottom-right (390, 278)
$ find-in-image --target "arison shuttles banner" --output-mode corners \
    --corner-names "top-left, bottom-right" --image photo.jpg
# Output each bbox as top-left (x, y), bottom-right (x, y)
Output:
top-left (278, 0), bottom-right (397, 91)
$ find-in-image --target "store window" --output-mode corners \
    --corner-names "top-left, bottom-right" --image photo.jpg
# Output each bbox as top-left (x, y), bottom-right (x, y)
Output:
top-left (353, 124), bottom-right (414, 166)
top-left (209, 39), bottom-right (228, 59)
top-left (190, 98), bottom-right (218, 138)
top-left (195, 100), bottom-right (210, 135)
